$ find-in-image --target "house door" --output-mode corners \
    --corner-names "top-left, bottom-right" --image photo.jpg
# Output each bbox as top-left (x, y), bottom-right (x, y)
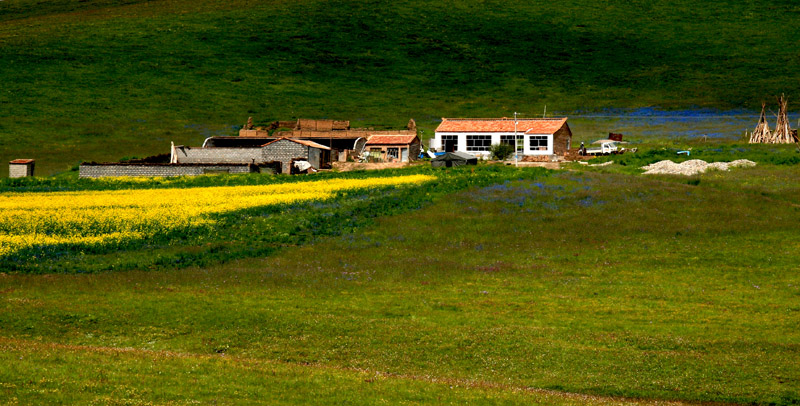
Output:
top-left (441, 135), bottom-right (458, 152)
top-left (401, 148), bottom-right (409, 162)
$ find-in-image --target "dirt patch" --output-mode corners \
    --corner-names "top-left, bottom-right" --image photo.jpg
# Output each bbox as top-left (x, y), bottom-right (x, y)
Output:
top-left (332, 162), bottom-right (413, 172)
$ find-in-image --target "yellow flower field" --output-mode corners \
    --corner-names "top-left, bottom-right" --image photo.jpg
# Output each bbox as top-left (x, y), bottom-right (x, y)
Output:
top-left (0, 174), bottom-right (434, 258)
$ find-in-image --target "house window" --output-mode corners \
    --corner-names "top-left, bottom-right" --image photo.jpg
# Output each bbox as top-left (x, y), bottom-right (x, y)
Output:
top-left (441, 135), bottom-right (458, 152)
top-left (500, 135), bottom-right (523, 149)
top-left (369, 148), bottom-right (382, 160)
top-left (466, 135), bottom-right (492, 152)
top-left (529, 135), bottom-right (549, 151)
top-left (387, 148), bottom-right (399, 159)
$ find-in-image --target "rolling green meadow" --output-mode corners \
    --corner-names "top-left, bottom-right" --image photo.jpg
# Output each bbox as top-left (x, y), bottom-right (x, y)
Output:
top-left (3, 0), bottom-right (800, 404)
top-left (2, 163), bottom-right (800, 404)
top-left (2, 0), bottom-right (800, 174)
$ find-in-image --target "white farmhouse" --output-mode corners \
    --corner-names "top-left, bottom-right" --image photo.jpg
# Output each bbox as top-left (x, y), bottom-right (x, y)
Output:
top-left (431, 117), bottom-right (572, 158)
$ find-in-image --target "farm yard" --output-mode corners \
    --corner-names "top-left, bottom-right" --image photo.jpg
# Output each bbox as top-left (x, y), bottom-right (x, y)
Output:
top-left (2, 157), bottom-right (800, 404)
top-left (3, 0), bottom-right (800, 404)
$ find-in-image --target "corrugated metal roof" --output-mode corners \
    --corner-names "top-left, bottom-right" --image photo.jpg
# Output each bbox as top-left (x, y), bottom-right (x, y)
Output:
top-left (435, 118), bottom-right (568, 134)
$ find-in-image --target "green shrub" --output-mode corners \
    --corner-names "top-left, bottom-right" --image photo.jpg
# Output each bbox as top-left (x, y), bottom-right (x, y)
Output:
top-left (490, 144), bottom-right (516, 160)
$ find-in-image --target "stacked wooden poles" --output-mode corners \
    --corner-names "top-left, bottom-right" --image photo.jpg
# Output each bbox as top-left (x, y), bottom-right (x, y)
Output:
top-left (749, 102), bottom-right (771, 143)
top-left (772, 94), bottom-right (793, 143)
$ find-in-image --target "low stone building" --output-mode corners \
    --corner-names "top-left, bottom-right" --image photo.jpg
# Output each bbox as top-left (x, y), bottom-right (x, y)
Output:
top-left (234, 118), bottom-right (418, 161)
top-left (9, 159), bottom-right (35, 178)
top-left (173, 137), bottom-right (330, 174)
top-left (80, 137), bottom-right (330, 178)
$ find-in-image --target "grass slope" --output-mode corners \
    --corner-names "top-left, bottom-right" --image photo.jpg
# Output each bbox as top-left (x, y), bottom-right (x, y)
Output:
top-left (2, 165), bottom-right (799, 404)
top-left (2, 0), bottom-right (800, 174)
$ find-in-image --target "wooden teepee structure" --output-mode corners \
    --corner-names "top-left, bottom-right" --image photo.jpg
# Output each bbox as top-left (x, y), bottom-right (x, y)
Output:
top-left (771, 94), bottom-right (794, 143)
top-left (749, 102), bottom-right (771, 143)
top-left (749, 95), bottom-right (796, 144)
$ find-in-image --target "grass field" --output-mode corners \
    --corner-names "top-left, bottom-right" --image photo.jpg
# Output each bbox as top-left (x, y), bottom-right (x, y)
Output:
top-left (3, 0), bottom-right (800, 403)
top-left (1, 163), bottom-right (799, 404)
top-left (2, 0), bottom-right (800, 175)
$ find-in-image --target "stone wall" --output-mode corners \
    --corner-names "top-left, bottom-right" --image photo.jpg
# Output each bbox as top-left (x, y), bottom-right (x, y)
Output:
top-left (9, 163), bottom-right (34, 178)
top-left (79, 164), bottom-right (256, 178)
top-left (172, 142), bottom-right (323, 174)
top-left (175, 147), bottom-right (264, 164)
top-left (262, 139), bottom-right (309, 174)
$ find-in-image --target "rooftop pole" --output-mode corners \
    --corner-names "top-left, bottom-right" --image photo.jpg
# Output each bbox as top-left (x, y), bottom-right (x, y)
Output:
top-left (514, 112), bottom-right (519, 167)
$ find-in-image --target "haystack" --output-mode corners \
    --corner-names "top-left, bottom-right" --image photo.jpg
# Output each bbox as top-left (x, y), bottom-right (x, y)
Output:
top-left (749, 102), bottom-right (771, 143)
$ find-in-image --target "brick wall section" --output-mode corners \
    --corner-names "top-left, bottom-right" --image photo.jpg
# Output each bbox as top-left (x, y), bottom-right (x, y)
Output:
top-left (262, 139), bottom-right (310, 173)
top-left (552, 124), bottom-right (573, 156)
top-left (175, 147), bottom-right (264, 164)
top-left (176, 142), bottom-right (323, 174)
top-left (9, 163), bottom-right (34, 178)
top-left (79, 164), bottom-right (256, 178)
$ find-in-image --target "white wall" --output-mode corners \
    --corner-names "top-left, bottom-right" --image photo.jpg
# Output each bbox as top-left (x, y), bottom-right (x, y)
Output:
top-left (523, 133), bottom-right (553, 155)
top-left (433, 132), bottom-right (553, 156)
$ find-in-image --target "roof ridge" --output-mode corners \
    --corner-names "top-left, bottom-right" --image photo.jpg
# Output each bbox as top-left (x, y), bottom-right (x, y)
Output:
top-left (442, 117), bottom-right (565, 121)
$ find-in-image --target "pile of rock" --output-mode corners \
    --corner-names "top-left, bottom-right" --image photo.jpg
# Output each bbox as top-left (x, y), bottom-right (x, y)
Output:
top-left (641, 159), bottom-right (756, 176)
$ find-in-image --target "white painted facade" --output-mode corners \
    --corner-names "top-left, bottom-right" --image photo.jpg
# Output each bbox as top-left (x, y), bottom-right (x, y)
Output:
top-left (430, 132), bottom-right (553, 157)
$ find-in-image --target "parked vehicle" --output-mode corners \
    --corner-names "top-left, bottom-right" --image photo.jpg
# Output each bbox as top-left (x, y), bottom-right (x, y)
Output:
top-left (584, 141), bottom-right (619, 156)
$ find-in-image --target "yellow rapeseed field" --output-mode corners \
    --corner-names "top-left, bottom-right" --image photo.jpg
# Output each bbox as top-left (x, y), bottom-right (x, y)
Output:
top-left (0, 175), bottom-right (434, 257)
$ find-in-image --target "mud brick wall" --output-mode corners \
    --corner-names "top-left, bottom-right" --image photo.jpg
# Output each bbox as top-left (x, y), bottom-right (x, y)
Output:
top-left (79, 164), bottom-right (255, 178)
top-left (175, 147), bottom-right (264, 164)
top-left (552, 124), bottom-right (573, 156)
top-left (239, 129), bottom-right (270, 137)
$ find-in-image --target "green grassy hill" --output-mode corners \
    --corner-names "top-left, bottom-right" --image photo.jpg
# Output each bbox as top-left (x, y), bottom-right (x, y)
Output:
top-left (2, 0), bottom-right (800, 174)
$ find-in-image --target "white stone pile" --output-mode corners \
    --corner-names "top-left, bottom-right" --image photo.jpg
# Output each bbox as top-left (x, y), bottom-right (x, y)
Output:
top-left (641, 159), bottom-right (756, 176)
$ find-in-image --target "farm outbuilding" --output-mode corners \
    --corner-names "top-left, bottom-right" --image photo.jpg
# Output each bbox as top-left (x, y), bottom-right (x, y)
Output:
top-left (431, 117), bottom-right (572, 159)
top-left (173, 137), bottom-right (330, 174)
top-left (9, 159), bottom-right (35, 178)
top-left (364, 134), bottom-right (421, 162)
top-left (240, 118), bottom-right (418, 162)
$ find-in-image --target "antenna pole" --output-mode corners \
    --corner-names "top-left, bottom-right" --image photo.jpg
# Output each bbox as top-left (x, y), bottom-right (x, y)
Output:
top-left (514, 112), bottom-right (519, 167)
top-left (543, 105), bottom-right (547, 118)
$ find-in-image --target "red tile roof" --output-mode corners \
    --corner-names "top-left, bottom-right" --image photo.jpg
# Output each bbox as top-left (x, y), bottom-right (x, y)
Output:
top-left (365, 134), bottom-right (419, 145)
top-left (9, 159), bottom-right (35, 164)
top-left (435, 118), bottom-right (568, 134)
top-left (262, 137), bottom-right (331, 150)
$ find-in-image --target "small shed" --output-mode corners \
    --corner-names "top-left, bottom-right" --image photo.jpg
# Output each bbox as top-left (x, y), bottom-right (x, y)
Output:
top-left (364, 134), bottom-right (421, 162)
top-left (261, 137), bottom-right (331, 174)
top-left (9, 159), bottom-right (35, 178)
top-left (431, 152), bottom-right (478, 168)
